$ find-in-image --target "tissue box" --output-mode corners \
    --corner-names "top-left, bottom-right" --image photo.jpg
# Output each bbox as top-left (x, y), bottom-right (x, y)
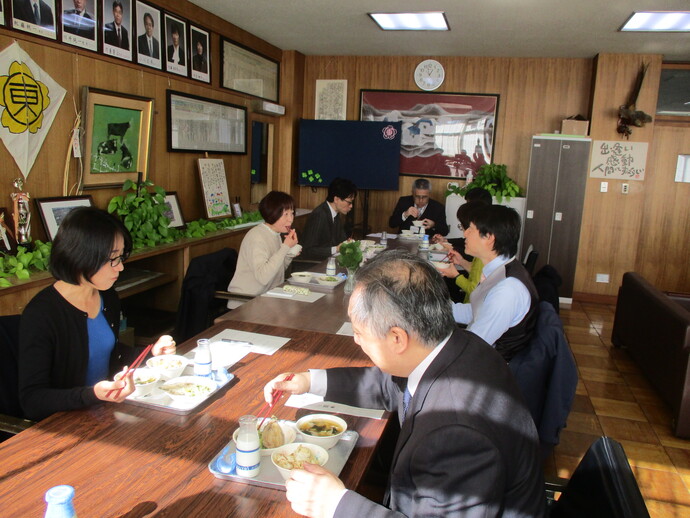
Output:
top-left (561, 119), bottom-right (589, 136)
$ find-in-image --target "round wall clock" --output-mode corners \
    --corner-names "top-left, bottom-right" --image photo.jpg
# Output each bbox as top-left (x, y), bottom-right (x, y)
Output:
top-left (414, 59), bottom-right (445, 91)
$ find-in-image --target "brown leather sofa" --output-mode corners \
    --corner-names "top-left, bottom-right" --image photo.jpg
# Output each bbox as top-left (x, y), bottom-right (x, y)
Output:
top-left (612, 272), bottom-right (690, 438)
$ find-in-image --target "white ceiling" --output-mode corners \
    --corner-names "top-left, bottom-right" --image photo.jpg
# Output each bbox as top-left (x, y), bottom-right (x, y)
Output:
top-left (189, 0), bottom-right (690, 61)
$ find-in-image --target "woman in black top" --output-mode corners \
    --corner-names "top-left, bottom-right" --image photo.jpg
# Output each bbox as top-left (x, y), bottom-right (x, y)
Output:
top-left (19, 207), bottom-right (176, 421)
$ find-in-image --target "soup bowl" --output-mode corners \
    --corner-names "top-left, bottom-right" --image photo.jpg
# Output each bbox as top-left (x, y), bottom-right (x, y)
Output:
top-left (295, 413), bottom-right (347, 450)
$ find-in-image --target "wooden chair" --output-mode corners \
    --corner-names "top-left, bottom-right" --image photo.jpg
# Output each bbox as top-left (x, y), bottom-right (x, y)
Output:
top-left (547, 436), bottom-right (650, 517)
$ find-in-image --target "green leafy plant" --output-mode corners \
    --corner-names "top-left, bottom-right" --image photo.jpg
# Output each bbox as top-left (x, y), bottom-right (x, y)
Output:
top-left (0, 240), bottom-right (52, 287)
top-left (337, 241), bottom-right (363, 270)
top-left (108, 179), bottom-right (180, 249)
top-left (445, 163), bottom-right (523, 203)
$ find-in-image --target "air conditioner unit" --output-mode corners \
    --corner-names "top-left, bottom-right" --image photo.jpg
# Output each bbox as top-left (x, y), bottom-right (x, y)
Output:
top-left (253, 100), bottom-right (285, 116)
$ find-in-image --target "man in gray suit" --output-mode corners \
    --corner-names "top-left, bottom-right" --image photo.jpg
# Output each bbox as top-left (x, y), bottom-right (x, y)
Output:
top-left (265, 250), bottom-right (545, 518)
top-left (137, 11), bottom-right (159, 59)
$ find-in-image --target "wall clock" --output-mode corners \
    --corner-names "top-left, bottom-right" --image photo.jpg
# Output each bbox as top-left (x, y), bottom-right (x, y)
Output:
top-left (414, 59), bottom-right (445, 91)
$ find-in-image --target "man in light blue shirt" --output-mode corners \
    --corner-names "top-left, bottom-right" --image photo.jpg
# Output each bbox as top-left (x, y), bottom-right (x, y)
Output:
top-left (453, 204), bottom-right (539, 361)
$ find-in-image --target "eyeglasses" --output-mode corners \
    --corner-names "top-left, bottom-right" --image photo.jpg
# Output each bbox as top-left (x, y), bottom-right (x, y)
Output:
top-left (413, 195), bottom-right (430, 201)
top-left (109, 252), bottom-right (130, 267)
top-left (342, 198), bottom-right (355, 206)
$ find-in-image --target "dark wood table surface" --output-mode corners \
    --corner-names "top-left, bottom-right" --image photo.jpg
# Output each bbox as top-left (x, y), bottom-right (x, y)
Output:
top-left (0, 321), bottom-right (387, 517)
top-left (227, 237), bottom-right (420, 334)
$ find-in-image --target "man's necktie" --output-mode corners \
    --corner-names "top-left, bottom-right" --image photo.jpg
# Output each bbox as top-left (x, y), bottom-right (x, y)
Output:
top-left (402, 387), bottom-right (412, 423)
top-left (33, 3), bottom-right (40, 25)
top-left (117, 28), bottom-right (121, 46)
top-left (148, 38), bottom-right (152, 56)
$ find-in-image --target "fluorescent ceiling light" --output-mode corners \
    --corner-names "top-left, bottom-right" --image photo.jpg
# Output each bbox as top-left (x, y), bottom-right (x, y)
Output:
top-left (369, 12), bottom-right (449, 31)
top-left (621, 11), bottom-right (690, 31)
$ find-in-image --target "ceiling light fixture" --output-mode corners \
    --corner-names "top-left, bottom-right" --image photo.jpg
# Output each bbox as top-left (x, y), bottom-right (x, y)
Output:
top-left (369, 12), bottom-right (449, 31)
top-left (620, 11), bottom-right (690, 31)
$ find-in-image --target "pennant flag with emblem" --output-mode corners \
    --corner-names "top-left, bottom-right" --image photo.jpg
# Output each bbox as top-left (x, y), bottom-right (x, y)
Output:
top-left (0, 41), bottom-right (66, 179)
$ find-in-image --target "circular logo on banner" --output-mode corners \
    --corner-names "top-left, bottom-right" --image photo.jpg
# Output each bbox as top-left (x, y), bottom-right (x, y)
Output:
top-left (0, 61), bottom-right (51, 134)
top-left (382, 125), bottom-right (397, 140)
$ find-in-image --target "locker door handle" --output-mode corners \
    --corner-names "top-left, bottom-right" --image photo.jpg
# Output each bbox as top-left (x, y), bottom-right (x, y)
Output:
top-left (554, 212), bottom-right (563, 221)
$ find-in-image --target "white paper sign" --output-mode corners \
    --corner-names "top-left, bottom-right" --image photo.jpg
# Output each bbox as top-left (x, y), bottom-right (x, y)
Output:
top-left (590, 140), bottom-right (648, 180)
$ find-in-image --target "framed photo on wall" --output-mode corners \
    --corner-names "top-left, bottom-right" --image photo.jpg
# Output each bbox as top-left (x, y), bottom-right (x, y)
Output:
top-left (61, 0), bottom-right (98, 51)
top-left (102, 0), bottom-right (133, 61)
top-left (167, 90), bottom-right (246, 154)
top-left (81, 86), bottom-right (154, 188)
top-left (134, 1), bottom-right (162, 70)
top-left (35, 195), bottom-right (94, 241)
top-left (11, 0), bottom-right (57, 40)
top-left (190, 24), bottom-right (210, 83)
top-left (164, 13), bottom-right (187, 77)
top-left (360, 89), bottom-right (499, 179)
top-left (162, 192), bottom-right (184, 228)
top-left (197, 158), bottom-right (233, 219)
top-left (221, 37), bottom-right (279, 102)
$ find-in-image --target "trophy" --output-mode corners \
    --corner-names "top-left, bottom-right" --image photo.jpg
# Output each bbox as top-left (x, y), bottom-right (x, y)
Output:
top-left (10, 178), bottom-right (31, 245)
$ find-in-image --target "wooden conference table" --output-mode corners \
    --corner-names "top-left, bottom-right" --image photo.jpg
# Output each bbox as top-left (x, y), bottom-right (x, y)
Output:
top-left (0, 321), bottom-right (387, 517)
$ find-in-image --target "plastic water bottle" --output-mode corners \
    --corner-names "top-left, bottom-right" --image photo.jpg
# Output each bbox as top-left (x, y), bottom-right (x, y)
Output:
top-left (194, 338), bottom-right (212, 377)
top-left (326, 256), bottom-right (337, 276)
top-left (235, 415), bottom-right (261, 478)
top-left (44, 485), bottom-right (77, 518)
top-left (380, 231), bottom-right (388, 247)
top-left (420, 234), bottom-right (430, 251)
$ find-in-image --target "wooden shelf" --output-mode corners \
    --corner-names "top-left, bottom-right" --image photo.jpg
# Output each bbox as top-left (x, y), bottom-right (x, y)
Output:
top-left (114, 268), bottom-right (177, 299)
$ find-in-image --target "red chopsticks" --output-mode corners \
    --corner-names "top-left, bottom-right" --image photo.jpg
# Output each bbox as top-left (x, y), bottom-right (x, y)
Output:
top-left (257, 373), bottom-right (294, 428)
top-left (106, 342), bottom-right (154, 398)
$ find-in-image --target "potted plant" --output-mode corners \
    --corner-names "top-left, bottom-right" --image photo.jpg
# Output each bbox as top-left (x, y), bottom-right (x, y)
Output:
top-left (337, 241), bottom-right (363, 294)
top-left (446, 163), bottom-right (523, 203)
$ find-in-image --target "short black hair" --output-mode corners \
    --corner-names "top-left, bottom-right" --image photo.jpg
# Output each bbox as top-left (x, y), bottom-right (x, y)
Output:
top-left (50, 207), bottom-right (132, 285)
top-left (170, 22), bottom-right (180, 36)
top-left (259, 191), bottom-right (294, 224)
top-left (143, 12), bottom-right (154, 26)
top-left (457, 200), bottom-right (489, 229)
top-left (112, 1), bottom-right (123, 12)
top-left (326, 178), bottom-right (357, 203)
top-left (464, 187), bottom-right (492, 205)
top-left (469, 205), bottom-right (521, 258)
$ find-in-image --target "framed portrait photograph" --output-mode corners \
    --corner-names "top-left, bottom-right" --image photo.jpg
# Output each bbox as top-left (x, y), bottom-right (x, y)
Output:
top-left (0, 3), bottom-right (6, 26)
top-left (164, 13), bottom-right (187, 77)
top-left (167, 90), bottom-right (246, 154)
top-left (11, 0), bottom-right (58, 40)
top-left (162, 192), bottom-right (184, 228)
top-left (102, 0), bottom-right (132, 61)
top-left (221, 38), bottom-right (279, 102)
top-left (134, 1), bottom-right (162, 70)
top-left (0, 208), bottom-right (16, 253)
top-left (81, 86), bottom-right (154, 188)
top-left (197, 159), bottom-right (233, 219)
top-left (35, 195), bottom-right (94, 241)
top-left (360, 90), bottom-right (499, 179)
top-left (61, 0), bottom-right (98, 51)
top-left (190, 24), bottom-right (210, 83)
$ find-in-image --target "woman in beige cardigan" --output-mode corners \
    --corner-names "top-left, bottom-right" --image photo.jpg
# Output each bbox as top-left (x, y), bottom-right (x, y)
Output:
top-left (227, 191), bottom-right (301, 300)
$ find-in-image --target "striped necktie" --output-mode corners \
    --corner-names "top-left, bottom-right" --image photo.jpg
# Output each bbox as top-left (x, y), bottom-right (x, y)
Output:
top-left (33, 2), bottom-right (41, 25)
top-left (402, 387), bottom-right (412, 422)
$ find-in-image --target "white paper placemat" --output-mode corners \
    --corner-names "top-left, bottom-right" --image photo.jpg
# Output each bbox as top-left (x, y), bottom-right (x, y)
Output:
top-left (367, 232), bottom-right (398, 240)
top-left (286, 393), bottom-right (385, 419)
top-left (207, 329), bottom-right (291, 356)
top-left (336, 322), bottom-right (353, 336)
top-left (262, 288), bottom-right (325, 303)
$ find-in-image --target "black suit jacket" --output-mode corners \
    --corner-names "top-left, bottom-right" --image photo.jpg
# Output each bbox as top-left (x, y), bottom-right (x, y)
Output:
top-left (62, 9), bottom-right (95, 39)
top-left (300, 202), bottom-right (346, 261)
top-left (104, 22), bottom-right (129, 50)
top-left (13, 0), bottom-right (54, 29)
top-left (167, 44), bottom-right (186, 66)
top-left (137, 34), bottom-right (160, 59)
top-left (389, 195), bottom-right (449, 236)
top-left (326, 328), bottom-right (545, 518)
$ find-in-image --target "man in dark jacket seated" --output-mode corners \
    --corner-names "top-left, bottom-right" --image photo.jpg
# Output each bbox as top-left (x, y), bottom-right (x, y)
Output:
top-left (389, 178), bottom-right (449, 236)
top-left (264, 250), bottom-right (545, 518)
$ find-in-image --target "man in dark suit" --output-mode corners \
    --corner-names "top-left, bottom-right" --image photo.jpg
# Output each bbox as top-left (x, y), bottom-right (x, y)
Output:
top-left (137, 12), bottom-right (159, 59)
top-left (167, 21), bottom-right (185, 66)
top-left (103, 0), bottom-right (129, 50)
top-left (265, 250), bottom-right (545, 518)
top-left (62, 0), bottom-right (95, 40)
top-left (389, 178), bottom-right (449, 236)
top-left (300, 177), bottom-right (357, 261)
top-left (13, 0), bottom-right (54, 29)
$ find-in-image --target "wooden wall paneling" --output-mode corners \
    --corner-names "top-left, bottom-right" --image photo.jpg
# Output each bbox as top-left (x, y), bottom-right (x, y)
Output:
top-left (635, 124), bottom-right (690, 292)
top-left (574, 53), bottom-right (663, 296)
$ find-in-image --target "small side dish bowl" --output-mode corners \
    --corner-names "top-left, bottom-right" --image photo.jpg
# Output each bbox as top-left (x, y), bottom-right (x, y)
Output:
top-left (290, 271), bottom-right (313, 283)
top-left (295, 413), bottom-right (348, 450)
top-left (131, 368), bottom-right (160, 398)
top-left (159, 375), bottom-right (216, 404)
top-left (271, 443), bottom-right (329, 480)
top-left (412, 220), bottom-right (425, 227)
top-left (146, 354), bottom-right (187, 380)
top-left (400, 229), bottom-right (413, 236)
top-left (316, 276), bottom-right (340, 287)
top-left (430, 261), bottom-right (452, 271)
top-left (358, 239), bottom-right (375, 249)
top-left (232, 420), bottom-right (297, 456)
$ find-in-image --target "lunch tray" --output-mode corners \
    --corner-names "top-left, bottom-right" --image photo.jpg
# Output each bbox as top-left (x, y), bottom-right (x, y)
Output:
top-left (124, 365), bottom-right (235, 415)
top-left (286, 273), bottom-right (346, 292)
top-left (208, 428), bottom-right (359, 490)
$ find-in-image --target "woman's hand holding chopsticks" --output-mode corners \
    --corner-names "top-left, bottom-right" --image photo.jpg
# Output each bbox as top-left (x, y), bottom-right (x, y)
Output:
top-left (95, 366), bottom-right (135, 402)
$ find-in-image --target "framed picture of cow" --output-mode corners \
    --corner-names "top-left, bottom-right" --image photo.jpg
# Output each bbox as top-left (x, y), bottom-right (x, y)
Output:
top-left (81, 86), bottom-right (154, 188)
